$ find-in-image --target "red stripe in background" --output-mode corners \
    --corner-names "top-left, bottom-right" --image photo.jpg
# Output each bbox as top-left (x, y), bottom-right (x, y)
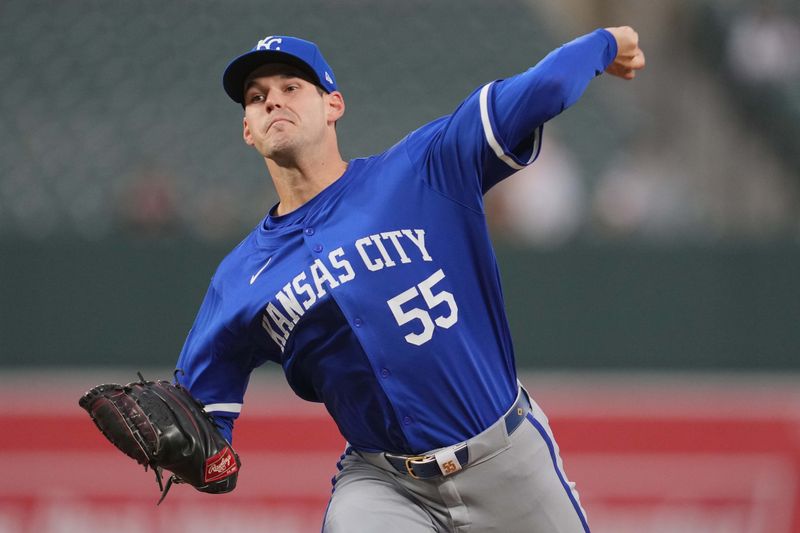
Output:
top-left (551, 417), bottom-right (798, 454)
top-left (4, 377), bottom-right (800, 533)
top-left (11, 412), bottom-right (795, 455)
top-left (9, 414), bottom-right (344, 452)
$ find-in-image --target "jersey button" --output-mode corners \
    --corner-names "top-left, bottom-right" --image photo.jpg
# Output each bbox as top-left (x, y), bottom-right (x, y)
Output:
top-left (354, 317), bottom-right (363, 327)
top-left (380, 368), bottom-right (390, 378)
top-left (402, 416), bottom-right (413, 425)
top-left (304, 227), bottom-right (315, 236)
top-left (312, 243), bottom-right (323, 253)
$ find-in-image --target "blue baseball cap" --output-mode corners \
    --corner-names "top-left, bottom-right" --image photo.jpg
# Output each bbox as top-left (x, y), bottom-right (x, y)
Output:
top-left (222, 35), bottom-right (337, 104)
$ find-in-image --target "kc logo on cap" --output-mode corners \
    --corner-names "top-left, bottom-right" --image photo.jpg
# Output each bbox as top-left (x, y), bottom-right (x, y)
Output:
top-left (256, 36), bottom-right (282, 51)
top-left (223, 34), bottom-right (338, 104)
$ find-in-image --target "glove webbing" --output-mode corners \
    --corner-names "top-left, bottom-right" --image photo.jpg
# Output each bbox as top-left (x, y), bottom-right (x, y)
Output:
top-left (136, 372), bottom-right (188, 506)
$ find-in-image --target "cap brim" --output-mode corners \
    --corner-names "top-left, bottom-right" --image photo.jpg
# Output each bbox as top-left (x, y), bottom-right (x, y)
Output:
top-left (222, 50), bottom-right (323, 104)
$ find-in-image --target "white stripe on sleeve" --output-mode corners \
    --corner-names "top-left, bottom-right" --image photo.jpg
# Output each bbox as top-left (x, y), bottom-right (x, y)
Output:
top-left (479, 83), bottom-right (525, 171)
top-left (203, 403), bottom-right (243, 414)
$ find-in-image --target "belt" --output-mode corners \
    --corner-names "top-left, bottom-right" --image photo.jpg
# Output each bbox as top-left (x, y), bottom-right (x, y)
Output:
top-left (384, 390), bottom-right (532, 480)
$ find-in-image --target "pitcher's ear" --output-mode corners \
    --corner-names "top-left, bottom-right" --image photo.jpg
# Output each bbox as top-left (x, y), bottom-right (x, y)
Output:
top-left (242, 116), bottom-right (255, 146)
top-left (326, 91), bottom-right (345, 124)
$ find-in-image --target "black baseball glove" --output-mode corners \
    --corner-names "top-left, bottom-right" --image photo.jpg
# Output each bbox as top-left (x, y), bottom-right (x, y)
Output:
top-left (79, 372), bottom-right (240, 504)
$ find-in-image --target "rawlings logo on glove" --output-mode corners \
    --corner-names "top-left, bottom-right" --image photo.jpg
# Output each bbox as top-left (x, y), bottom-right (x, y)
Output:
top-left (79, 372), bottom-right (241, 504)
top-left (205, 448), bottom-right (238, 482)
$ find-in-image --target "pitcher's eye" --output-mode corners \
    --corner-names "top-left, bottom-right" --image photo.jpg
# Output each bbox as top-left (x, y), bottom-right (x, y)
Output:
top-left (247, 93), bottom-right (266, 104)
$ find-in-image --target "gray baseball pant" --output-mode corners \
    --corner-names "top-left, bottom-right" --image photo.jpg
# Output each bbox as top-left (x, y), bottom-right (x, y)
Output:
top-left (322, 389), bottom-right (590, 532)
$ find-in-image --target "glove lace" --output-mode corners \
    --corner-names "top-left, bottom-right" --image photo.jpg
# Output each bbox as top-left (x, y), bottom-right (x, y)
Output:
top-left (155, 468), bottom-right (184, 505)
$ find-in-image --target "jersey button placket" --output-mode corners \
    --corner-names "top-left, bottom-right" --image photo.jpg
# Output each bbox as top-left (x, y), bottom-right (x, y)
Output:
top-left (303, 227), bottom-right (322, 253)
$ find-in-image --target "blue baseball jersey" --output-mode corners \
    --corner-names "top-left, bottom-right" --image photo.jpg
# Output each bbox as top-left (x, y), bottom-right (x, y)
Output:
top-left (175, 29), bottom-right (617, 454)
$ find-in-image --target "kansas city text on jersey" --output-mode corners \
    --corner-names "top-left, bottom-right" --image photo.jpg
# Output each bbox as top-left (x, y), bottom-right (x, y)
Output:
top-left (261, 228), bottom-right (434, 351)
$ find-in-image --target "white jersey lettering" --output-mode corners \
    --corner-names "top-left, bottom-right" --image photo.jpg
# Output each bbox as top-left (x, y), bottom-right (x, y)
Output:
top-left (276, 283), bottom-right (305, 324)
top-left (292, 272), bottom-right (317, 311)
top-left (355, 236), bottom-right (383, 271)
top-left (310, 258), bottom-right (340, 297)
top-left (381, 231), bottom-right (412, 264)
top-left (370, 234), bottom-right (397, 267)
top-left (402, 229), bottom-right (433, 261)
top-left (266, 302), bottom-right (292, 337)
top-left (329, 247), bottom-right (356, 283)
top-left (261, 314), bottom-right (287, 350)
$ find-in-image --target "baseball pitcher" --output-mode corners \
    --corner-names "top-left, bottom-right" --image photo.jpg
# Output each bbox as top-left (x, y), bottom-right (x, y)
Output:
top-left (82, 26), bottom-right (644, 532)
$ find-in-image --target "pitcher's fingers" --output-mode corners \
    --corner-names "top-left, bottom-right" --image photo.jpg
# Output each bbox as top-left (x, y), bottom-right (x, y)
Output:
top-left (631, 50), bottom-right (646, 70)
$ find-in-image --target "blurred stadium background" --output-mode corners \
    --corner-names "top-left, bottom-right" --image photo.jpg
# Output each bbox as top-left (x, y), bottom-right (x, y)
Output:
top-left (2, 0), bottom-right (799, 532)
